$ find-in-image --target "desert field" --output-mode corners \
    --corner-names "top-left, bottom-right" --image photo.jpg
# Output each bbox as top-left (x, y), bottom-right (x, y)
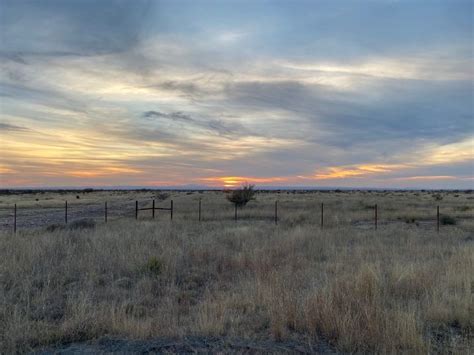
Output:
top-left (0, 190), bottom-right (473, 353)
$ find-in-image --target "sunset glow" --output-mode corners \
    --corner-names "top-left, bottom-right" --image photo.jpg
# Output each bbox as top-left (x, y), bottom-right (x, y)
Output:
top-left (201, 176), bottom-right (289, 188)
top-left (0, 0), bottom-right (472, 189)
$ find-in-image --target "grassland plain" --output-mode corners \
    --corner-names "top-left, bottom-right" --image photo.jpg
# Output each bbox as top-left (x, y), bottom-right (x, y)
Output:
top-left (0, 190), bottom-right (473, 353)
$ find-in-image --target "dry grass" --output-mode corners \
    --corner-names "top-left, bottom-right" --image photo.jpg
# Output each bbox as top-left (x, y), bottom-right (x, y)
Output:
top-left (0, 191), bottom-right (473, 353)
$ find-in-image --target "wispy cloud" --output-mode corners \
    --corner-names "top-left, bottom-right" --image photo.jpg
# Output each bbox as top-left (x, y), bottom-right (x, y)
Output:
top-left (0, 0), bottom-right (472, 188)
top-left (311, 164), bottom-right (406, 180)
top-left (0, 122), bottom-right (30, 132)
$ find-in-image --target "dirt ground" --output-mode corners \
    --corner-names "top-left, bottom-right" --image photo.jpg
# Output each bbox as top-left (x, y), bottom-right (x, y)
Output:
top-left (34, 336), bottom-right (336, 354)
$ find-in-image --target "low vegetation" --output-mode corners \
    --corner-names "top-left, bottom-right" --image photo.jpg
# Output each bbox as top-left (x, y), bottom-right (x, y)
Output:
top-left (440, 215), bottom-right (457, 225)
top-left (0, 191), bottom-right (473, 353)
top-left (226, 184), bottom-right (256, 208)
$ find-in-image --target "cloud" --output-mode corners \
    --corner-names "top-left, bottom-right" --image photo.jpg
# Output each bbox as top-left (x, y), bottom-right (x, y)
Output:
top-left (0, 0), bottom-right (472, 188)
top-left (0, 0), bottom-right (153, 57)
top-left (214, 30), bottom-right (249, 44)
top-left (0, 122), bottom-right (30, 132)
top-left (141, 110), bottom-right (249, 137)
top-left (311, 164), bottom-right (406, 180)
top-left (143, 111), bottom-right (193, 122)
top-left (278, 56), bottom-right (473, 82)
top-left (154, 80), bottom-right (203, 98)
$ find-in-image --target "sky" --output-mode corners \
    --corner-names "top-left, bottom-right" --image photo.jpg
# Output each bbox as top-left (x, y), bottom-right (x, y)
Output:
top-left (0, 0), bottom-right (473, 189)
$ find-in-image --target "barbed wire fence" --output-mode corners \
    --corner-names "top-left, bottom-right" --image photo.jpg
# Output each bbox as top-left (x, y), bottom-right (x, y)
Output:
top-left (1, 197), bottom-right (453, 234)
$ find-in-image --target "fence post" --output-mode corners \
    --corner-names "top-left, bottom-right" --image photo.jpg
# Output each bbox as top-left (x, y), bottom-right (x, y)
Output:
top-left (375, 204), bottom-right (378, 230)
top-left (135, 201), bottom-right (138, 220)
top-left (275, 200), bottom-right (278, 225)
top-left (170, 200), bottom-right (173, 220)
top-left (152, 199), bottom-right (155, 219)
top-left (14, 204), bottom-right (16, 234)
top-left (199, 198), bottom-right (201, 222)
top-left (437, 205), bottom-right (440, 233)
top-left (105, 202), bottom-right (108, 223)
top-left (234, 204), bottom-right (237, 222)
top-left (65, 200), bottom-right (68, 224)
top-left (321, 203), bottom-right (324, 229)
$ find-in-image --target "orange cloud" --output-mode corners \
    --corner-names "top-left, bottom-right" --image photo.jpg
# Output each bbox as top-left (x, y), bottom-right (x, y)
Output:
top-left (0, 166), bottom-right (16, 174)
top-left (68, 166), bottom-right (143, 178)
top-left (311, 164), bottom-right (405, 180)
top-left (392, 175), bottom-right (458, 181)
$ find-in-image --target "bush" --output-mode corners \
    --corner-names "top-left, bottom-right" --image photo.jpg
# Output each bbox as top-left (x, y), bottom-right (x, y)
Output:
top-left (67, 218), bottom-right (96, 230)
top-left (155, 192), bottom-right (170, 201)
top-left (46, 224), bottom-right (65, 232)
top-left (226, 184), bottom-right (256, 208)
top-left (440, 216), bottom-right (456, 225)
top-left (142, 257), bottom-right (163, 276)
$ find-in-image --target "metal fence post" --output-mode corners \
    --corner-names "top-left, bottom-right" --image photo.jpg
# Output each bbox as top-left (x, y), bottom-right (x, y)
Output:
top-left (14, 204), bottom-right (16, 234)
top-left (321, 203), bottom-right (324, 229)
top-left (375, 204), bottom-right (378, 230)
top-left (152, 199), bottom-right (155, 219)
top-left (199, 198), bottom-right (201, 222)
top-left (135, 201), bottom-right (138, 220)
top-left (275, 200), bottom-right (278, 225)
top-left (234, 204), bottom-right (237, 222)
top-left (65, 200), bottom-right (68, 224)
top-left (105, 202), bottom-right (108, 223)
top-left (437, 205), bottom-right (440, 233)
top-left (170, 200), bottom-right (173, 220)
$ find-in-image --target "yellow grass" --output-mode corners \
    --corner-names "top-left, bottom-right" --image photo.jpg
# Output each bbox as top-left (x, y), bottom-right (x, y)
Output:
top-left (0, 190), bottom-right (473, 352)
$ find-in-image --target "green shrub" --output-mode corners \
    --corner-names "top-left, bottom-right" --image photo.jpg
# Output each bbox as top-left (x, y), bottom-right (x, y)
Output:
top-left (142, 257), bottom-right (163, 276)
top-left (46, 224), bottom-right (65, 232)
top-left (359, 202), bottom-right (376, 210)
top-left (67, 218), bottom-right (96, 230)
top-left (155, 192), bottom-right (170, 200)
top-left (440, 216), bottom-right (456, 225)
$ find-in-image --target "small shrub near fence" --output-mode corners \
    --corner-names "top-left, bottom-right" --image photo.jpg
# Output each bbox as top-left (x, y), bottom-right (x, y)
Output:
top-left (440, 215), bottom-right (456, 225)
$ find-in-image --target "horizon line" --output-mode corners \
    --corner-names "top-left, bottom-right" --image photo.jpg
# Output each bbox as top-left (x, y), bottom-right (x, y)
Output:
top-left (1, 185), bottom-right (472, 192)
